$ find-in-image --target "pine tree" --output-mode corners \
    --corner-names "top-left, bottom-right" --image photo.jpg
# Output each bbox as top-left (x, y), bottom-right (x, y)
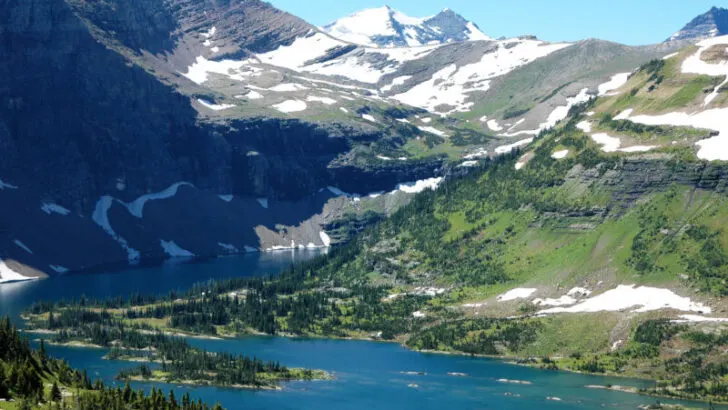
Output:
top-left (49, 381), bottom-right (62, 402)
top-left (0, 366), bottom-right (8, 399)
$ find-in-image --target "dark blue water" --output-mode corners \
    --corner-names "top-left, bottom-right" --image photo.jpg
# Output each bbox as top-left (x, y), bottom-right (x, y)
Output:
top-left (0, 252), bottom-right (716, 409)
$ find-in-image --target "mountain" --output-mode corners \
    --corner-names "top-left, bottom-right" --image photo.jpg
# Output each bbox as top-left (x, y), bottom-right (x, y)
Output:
top-left (0, 0), bottom-right (684, 283)
top-left (321, 6), bottom-right (491, 48)
top-left (668, 6), bottom-right (728, 41)
top-left (205, 35), bottom-right (728, 401)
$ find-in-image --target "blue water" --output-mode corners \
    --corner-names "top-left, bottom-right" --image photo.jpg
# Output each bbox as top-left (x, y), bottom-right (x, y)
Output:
top-left (0, 252), bottom-right (716, 409)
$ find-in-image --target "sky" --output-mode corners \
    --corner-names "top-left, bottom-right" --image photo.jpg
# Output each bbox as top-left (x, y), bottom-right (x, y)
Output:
top-left (269, 0), bottom-right (725, 45)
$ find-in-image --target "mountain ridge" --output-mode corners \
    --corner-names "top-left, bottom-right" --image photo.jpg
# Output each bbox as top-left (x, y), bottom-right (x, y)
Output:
top-left (668, 6), bottom-right (728, 41)
top-left (321, 5), bottom-right (491, 48)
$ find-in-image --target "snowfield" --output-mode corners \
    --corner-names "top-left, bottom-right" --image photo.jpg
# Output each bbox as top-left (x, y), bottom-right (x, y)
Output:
top-left (197, 99), bottom-right (234, 111)
top-left (321, 6), bottom-right (491, 48)
top-left (395, 177), bottom-right (443, 194)
top-left (614, 108), bottom-right (633, 120)
top-left (625, 108), bottom-right (728, 160)
top-left (218, 243), bottom-right (239, 253)
top-left (126, 182), bottom-right (191, 218)
top-left (322, 7), bottom-right (404, 48)
top-left (13, 240), bottom-right (32, 254)
top-left (539, 88), bottom-right (591, 130)
top-left (244, 90), bottom-right (264, 100)
top-left (381, 75), bottom-right (412, 92)
top-left (91, 182), bottom-right (193, 263)
top-left (495, 138), bottom-right (534, 154)
top-left (590, 133), bottom-right (622, 152)
top-left (306, 96), bottom-right (337, 105)
top-left (576, 121), bottom-right (592, 133)
top-left (0, 179), bottom-right (18, 190)
top-left (41, 203), bottom-right (71, 216)
top-left (597, 72), bottom-right (631, 96)
top-left (681, 36), bottom-right (728, 106)
top-left (362, 114), bottom-right (378, 122)
top-left (487, 119), bottom-right (503, 131)
top-left (183, 56), bottom-right (260, 85)
top-left (269, 83), bottom-right (309, 92)
top-left (49, 265), bottom-right (68, 274)
top-left (538, 285), bottom-right (710, 315)
top-left (273, 100), bottom-right (308, 113)
top-left (160, 240), bottom-right (195, 258)
top-left (0, 258), bottom-right (36, 284)
top-left (393, 40), bottom-right (571, 114)
top-left (319, 231), bottom-right (332, 247)
top-left (418, 126), bottom-right (448, 137)
top-left (551, 149), bottom-right (569, 159)
top-left (497, 288), bottom-right (537, 302)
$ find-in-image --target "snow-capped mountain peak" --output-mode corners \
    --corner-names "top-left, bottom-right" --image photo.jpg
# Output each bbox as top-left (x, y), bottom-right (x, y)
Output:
top-left (668, 6), bottom-right (728, 42)
top-left (322, 6), bottom-right (492, 48)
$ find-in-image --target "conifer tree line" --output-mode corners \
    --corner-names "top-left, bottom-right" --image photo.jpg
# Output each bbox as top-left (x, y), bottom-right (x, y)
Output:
top-left (0, 316), bottom-right (227, 409)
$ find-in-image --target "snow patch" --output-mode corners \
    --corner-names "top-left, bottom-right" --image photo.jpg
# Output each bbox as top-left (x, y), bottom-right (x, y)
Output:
top-left (91, 196), bottom-right (140, 264)
top-left (590, 133), bottom-right (622, 152)
top-left (395, 177), bottom-right (443, 194)
top-left (218, 195), bottom-right (233, 202)
top-left (567, 287), bottom-right (592, 297)
top-left (244, 90), bottom-right (264, 100)
top-left (487, 119), bottom-right (503, 131)
top-left (306, 95), bottom-right (337, 105)
top-left (626, 108), bottom-right (728, 160)
top-left (0, 259), bottom-right (35, 284)
top-left (464, 148), bottom-right (488, 160)
top-left (598, 73), bottom-right (631, 96)
top-left (0, 179), bottom-right (18, 190)
top-left (126, 182), bottom-right (191, 218)
top-left (614, 108), bottom-right (633, 120)
top-left (533, 295), bottom-right (577, 307)
top-left (538, 285), bottom-right (710, 315)
top-left (319, 231), bottom-right (332, 247)
top-left (418, 126), bottom-right (448, 137)
top-left (201, 26), bottom-right (217, 39)
top-left (273, 100), bottom-right (307, 113)
top-left (41, 203), bottom-right (71, 216)
top-left (269, 83), bottom-right (309, 92)
top-left (495, 138), bottom-right (533, 154)
top-left (160, 240), bottom-right (195, 258)
top-left (197, 99), bottom-right (235, 111)
top-left (381, 75), bottom-right (412, 92)
top-left (13, 240), bottom-right (32, 254)
top-left (183, 56), bottom-right (260, 85)
top-left (362, 114), bottom-right (377, 123)
top-left (551, 149), bottom-right (569, 159)
top-left (257, 198), bottom-right (269, 209)
top-left (540, 88), bottom-right (591, 130)
top-left (459, 160), bottom-right (479, 167)
top-left (678, 315), bottom-right (728, 323)
top-left (576, 121), bottom-right (592, 133)
top-left (49, 265), bottom-right (68, 274)
top-left (497, 288), bottom-right (537, 302)
top-left (218, 243), bottom-right (239, 253)
top-left (393, 40), bottom-right (571, 114)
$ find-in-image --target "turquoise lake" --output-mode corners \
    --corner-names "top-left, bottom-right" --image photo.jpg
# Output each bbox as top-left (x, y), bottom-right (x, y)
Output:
top-left (0, 251), bottom-right (717, 409)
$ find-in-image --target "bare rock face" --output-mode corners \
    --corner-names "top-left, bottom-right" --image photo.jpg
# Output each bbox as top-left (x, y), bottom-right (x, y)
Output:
top-left (0, 0), bottom-right (445, 278)
top-left (668, 7), bottom-right (728, 42)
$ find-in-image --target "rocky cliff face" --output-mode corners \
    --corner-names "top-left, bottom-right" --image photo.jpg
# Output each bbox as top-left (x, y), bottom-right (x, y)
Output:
top-left (668, 7), bottom-right (728, 42)
top-left (0, 0), bottom-right (444, 280)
